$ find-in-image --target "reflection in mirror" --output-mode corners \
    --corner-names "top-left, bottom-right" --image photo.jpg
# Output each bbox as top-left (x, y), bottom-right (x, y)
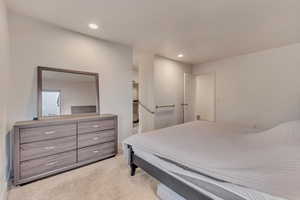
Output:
top-left (42, 90), bottom-right (61, 116)
top-left (41, 70), bottom-right (98, 117)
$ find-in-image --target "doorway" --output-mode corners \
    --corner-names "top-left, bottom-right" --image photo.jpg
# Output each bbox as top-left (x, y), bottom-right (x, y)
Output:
top-left (132, 80), bottom-right (139, 134)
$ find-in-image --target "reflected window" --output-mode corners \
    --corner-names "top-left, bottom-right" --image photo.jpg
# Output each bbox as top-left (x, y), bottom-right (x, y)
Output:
top-left (42, 90), bottom-right (61, 116)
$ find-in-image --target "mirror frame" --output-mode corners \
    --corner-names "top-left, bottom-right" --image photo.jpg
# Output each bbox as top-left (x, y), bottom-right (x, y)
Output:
top-left (37, 66), bottom-right (100, 119)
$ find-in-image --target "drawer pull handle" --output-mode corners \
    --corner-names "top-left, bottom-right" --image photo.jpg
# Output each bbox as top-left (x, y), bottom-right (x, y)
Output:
top-left (93, 150), bottom-right (99, 154)
top-left (45, 131), bottom-right (55, 135)
top-left (46, 161), bottom-right (58, 166)
top-left (44, 146), bottom-right (55, 150)
top-left (92, 125), bottom-right (99, 128)
top-left (93, 137), bottom-right (99, 140)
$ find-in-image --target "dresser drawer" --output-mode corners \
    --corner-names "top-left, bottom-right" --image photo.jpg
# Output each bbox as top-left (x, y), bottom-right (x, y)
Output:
top-left (20, 136), bottom-right (76, 161)
top-left (20, 151), bottom-right (76, 179)
top-left (78, 119), bottom-right (115, 134)
top-left (20, 123), bottom-right (76, 143)
top-left (78, 142), bottom-right (116, 163)
top-left (78, 130), bottom-right (116, 148)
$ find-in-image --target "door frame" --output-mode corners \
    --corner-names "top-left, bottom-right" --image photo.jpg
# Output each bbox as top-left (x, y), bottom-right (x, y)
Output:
top-left (183, 72), bottom-right (192, 123)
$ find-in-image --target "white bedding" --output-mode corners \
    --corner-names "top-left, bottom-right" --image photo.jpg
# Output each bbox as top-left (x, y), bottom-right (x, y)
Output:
top-left (134, 147), bottom-right (285, 200)
top-left (124, 120), bottom-right (300, 200)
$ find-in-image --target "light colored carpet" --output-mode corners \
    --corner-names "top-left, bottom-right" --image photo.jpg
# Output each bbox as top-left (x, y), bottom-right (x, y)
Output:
top-left (8, 155), bottom-right (159, 200)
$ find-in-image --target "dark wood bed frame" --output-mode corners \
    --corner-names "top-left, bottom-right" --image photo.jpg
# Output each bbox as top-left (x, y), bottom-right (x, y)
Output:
top-left (128, 145), bottom-right (213, 200)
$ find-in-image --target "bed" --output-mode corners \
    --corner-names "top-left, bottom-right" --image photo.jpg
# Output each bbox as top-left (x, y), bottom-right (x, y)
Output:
top-left (123, 120), bottom-right (300, 200)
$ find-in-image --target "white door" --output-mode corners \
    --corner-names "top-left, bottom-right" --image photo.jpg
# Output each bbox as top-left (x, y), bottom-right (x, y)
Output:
top-left (194, 73), bottom-right (216, 122)
top-left (183, 73), bottom-right (193, 122)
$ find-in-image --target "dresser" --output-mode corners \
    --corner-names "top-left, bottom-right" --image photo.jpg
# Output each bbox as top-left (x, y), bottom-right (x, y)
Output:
top-left (13, 114), bottom-right (118, 185)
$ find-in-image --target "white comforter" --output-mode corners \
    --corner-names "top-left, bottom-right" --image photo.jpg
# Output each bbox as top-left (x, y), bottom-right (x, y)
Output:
top-left (124, 120), bottom-right (300, 200)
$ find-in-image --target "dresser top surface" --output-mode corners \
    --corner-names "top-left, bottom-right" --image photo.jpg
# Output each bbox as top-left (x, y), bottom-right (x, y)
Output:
top-left (14, 114), bottom-right (117, 127)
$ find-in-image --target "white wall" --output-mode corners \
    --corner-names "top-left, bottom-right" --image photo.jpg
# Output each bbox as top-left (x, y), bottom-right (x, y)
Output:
top-left (134, 50), bottom-right (155, 132)
top-left (9, 12), bottom-right (133, 142)
top-left (132, 69), bottom-right (139, 83)
top-left (0, 0), bottom-right (10, 199)
top-left (154, 56), bottom-right (192, 129)
top-left (193, 43), bottom-right (300, 129)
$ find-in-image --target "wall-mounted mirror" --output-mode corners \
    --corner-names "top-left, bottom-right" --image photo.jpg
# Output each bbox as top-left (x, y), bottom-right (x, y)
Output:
top-left (37, 66), bottom-right (100, 118)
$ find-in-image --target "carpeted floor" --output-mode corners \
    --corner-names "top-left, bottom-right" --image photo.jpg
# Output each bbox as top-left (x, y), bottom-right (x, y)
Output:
top-left (8, 155), bottom-right (159, 200)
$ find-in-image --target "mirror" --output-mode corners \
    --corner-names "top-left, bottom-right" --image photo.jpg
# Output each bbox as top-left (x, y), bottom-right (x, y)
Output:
top-left (38, 67), bottom-right (100, 118)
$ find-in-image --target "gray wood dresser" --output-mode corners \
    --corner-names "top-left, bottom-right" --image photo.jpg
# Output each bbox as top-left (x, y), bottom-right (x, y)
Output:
top-left (13, 114), bottom-right (118, 185)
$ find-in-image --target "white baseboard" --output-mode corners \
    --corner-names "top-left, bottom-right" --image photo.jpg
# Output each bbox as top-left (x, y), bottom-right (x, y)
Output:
top-left (0, 181), bottom-right (8, 200)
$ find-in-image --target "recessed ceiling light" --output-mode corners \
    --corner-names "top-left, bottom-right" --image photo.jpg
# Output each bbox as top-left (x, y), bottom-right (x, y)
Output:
top-left (178, 54), bottom-right (184, 58)
top-left (89, 23), bottom-right (99, 30)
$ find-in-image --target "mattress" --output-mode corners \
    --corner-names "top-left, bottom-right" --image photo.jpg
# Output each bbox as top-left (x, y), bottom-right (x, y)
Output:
top-left (134, 147), bottom-right (285, 200)
top-left (124, 120), bottom-right (300, 200)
